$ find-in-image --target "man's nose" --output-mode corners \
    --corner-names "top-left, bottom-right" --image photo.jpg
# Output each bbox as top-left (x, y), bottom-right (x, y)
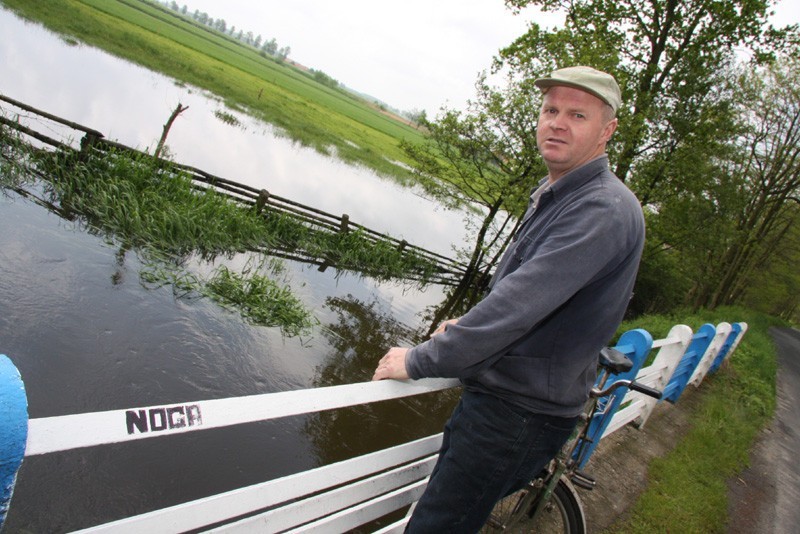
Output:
top-left (550, 113), bottom-right (567, 130)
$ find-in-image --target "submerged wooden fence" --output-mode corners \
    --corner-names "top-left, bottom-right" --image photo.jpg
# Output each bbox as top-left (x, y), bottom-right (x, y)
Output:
top-left (0, 321), bottom-right (747, 532)
top-left (0, 93), bottom-right (470, 286)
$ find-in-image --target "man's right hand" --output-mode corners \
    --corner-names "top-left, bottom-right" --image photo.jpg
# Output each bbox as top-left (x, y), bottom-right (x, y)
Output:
top-left (372, 347), bottom-right (410, 381)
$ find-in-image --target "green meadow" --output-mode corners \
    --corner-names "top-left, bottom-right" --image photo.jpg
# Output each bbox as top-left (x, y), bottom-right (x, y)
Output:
top-left (1, 0), bottom-right (429, 181)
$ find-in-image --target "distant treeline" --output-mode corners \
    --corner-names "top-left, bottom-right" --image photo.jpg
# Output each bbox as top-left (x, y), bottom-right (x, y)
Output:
top-left (161, 1), bottom-right (422, 117)
top-left (162, 1), bottom-right (292, 61)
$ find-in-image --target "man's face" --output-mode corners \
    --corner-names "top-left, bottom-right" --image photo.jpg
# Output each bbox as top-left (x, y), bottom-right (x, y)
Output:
top-left (536, 85), bottom-right (618, 182)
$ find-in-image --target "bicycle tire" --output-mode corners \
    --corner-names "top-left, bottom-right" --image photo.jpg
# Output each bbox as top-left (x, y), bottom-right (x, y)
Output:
top-left (481, 477), bottom-right (585, 533)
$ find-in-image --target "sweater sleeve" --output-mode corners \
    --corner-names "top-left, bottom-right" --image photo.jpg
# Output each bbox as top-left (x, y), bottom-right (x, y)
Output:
top-left (405, 189), bottom-right (636, 380)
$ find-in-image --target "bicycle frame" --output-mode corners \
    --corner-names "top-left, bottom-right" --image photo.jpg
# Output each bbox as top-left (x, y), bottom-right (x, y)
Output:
top-left (484, 349), bottom-right (662, 532)
top-left (526, 360), bottom-right (652, 524)
top-left (524, 387), bottom-right (602, 524)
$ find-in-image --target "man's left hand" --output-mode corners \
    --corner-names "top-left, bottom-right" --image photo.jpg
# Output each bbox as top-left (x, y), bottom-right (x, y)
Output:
top-left (372, 347), bottom-right (410, 381)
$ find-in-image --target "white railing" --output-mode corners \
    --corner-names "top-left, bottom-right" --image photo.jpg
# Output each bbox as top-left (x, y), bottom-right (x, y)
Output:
top-left (0, 322), bottom-right (748, 533)
top-left (599, 324), bottom-right (693, 438)
top-left (25, 378), bottom-right (458, 456)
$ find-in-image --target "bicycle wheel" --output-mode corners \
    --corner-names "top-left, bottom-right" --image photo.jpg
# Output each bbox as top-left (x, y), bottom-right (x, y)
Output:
top-left (481, 477), bottom-right (585, 533)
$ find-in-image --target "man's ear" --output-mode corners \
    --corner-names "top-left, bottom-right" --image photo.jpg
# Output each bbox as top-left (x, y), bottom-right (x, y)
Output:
top-left (602, 118), bottom-right (618, 143)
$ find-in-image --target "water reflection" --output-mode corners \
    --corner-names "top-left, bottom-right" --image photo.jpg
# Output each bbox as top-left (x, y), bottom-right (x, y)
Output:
top-left (307, 294), bottom-right (458, 466)
top-left (0, 7), bottom-right (478, 531)
top-left (0, 7), bottom-right (473, 257)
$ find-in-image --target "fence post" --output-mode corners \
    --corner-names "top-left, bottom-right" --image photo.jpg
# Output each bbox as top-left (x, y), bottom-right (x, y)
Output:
top-left (78, 131), bottom-right (104, 163)
top-left (689, 322), bottom-right (732, 387)
top-left (256, 189), bottom-right (270, 214)
top-left (632, 324), bottom-right (693, 428)
top-left (724, 322), bottom-right (748, 364)
top-left (0, 355), bottom-right (28, 529)
top-left (79, 131), bottom-right (103, 153)
top-left (340, 214), bottom-right (350, 233)
top-left (708, 322), bottom-right (743, 375)
top-left (662, 323), bottom-right (716, 404)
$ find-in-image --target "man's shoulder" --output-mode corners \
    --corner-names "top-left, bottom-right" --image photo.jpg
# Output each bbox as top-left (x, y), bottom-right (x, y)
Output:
top-left (583, 164), bottom-right (641, 206)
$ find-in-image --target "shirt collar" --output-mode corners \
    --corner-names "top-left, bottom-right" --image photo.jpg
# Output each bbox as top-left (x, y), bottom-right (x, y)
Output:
top-left (546, 155), bottom-right (610, 201)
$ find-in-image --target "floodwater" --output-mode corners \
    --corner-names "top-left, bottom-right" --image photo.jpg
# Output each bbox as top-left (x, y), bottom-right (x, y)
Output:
top-left (0, 8), bottom-right (467, 531)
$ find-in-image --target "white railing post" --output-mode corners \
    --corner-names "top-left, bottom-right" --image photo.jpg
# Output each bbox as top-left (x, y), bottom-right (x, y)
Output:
top-left (689, 322), bottom-right (732, 386)
top-left (727, 322), bottom-right (749, 359)
top-left (709, 322), bottom-right (749, 374)
top-left (629, 324), bottom-right (693, 429)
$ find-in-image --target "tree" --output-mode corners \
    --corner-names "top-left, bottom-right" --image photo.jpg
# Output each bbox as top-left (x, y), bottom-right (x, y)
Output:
top-left (502, 0), bottom-right (796, 186)
top-left (401, 73), bottom-right (546, 328)
top-left (404, 108), bottom-right (428, 127)
top-left (311, 69), bottom-right (339, 89)
top-left (743, 204), bottom-right (800, 321)
top-left (263, 38), bottom-right (278, 56)
top-left (491, 0), bottom-right (798, 313)
top-left (689, 57), bottom-right (800, 310)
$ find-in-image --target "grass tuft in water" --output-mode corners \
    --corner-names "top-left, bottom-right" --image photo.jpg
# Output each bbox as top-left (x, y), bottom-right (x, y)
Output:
top-left (41, 148), bottom-right (270, 259)
top-left (205, 262), bottom-right (317, 337)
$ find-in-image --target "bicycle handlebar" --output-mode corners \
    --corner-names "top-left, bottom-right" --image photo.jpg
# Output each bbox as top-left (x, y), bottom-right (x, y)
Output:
top-left (591, 379), bottom-right (662, 400)
top-left (627, 381), bottom-right (662, 399)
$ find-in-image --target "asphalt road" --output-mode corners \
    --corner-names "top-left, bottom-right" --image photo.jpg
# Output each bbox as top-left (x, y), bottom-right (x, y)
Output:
top-left (727, 327), bottom-right (800, 533)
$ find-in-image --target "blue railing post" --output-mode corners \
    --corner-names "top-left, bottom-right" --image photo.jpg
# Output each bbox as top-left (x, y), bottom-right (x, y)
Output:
top-left (575, 329), bottom-right (653, 469)
top-left (0, 355), bottom-right (28, 528)
top-left (708, 323), bottom-right (743, 375)
top-left (662, 323), bottom-right (716, 404)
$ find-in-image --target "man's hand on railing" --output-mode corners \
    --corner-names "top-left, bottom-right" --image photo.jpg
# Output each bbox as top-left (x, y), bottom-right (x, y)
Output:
top-left (372, 347), bottom-right (410, 381)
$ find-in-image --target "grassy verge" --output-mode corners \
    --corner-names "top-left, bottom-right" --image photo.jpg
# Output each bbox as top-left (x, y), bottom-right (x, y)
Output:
top-left (0, 0), bottom-right (428, 181)
top-left (607, 307), bottom-right (782, 533)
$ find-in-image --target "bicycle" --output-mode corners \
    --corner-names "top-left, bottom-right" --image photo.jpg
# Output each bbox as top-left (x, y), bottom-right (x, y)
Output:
top-left (480, 347), bottom-right (663, 533)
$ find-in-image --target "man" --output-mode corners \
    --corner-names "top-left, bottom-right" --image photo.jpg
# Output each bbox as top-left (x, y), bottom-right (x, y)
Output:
top-left (373, 66), bottom-right (645, 532)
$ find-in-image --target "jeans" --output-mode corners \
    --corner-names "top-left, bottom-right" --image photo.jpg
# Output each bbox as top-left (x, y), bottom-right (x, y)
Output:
top-left (405, 390), bottom-right (579, 533)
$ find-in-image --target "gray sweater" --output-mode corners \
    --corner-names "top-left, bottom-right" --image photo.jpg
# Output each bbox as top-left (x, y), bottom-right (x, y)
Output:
top-left (405, 156), bottom-right (645, 417)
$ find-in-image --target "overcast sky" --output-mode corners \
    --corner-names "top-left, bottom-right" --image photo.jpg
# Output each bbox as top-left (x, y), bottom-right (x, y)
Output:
top-left (181, 0), bottom-right (800, 116)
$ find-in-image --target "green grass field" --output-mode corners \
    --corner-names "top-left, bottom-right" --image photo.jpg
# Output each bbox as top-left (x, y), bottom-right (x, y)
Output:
top-left (1, 0), bottom-right (429, 181)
